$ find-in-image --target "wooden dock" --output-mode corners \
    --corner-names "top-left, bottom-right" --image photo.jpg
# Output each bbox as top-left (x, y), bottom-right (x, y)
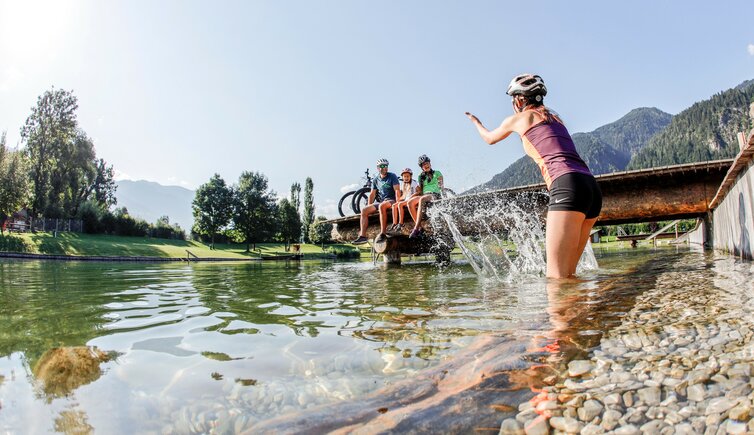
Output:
top-left (326, 160), bottom-right (733, 263)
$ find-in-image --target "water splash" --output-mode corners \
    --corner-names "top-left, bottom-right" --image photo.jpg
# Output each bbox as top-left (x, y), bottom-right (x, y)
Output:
top-left (428, 191), bottom-right (597, 280)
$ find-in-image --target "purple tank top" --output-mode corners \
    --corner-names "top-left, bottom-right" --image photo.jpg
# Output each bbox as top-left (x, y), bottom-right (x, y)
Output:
top-left (521, 121), bottom-right (592, 187)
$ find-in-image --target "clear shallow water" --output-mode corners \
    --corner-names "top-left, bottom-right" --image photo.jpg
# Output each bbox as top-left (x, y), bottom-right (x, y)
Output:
top-left (0, 247), bottom-right (748, 433)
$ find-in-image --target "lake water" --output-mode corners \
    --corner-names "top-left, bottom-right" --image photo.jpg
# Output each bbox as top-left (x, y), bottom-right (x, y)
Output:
top-left (0, 246), bottom-right (751, 433)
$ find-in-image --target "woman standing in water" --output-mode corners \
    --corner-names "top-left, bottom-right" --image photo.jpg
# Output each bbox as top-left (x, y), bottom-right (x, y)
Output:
top-left (465, 74), bottom-right (601, 278)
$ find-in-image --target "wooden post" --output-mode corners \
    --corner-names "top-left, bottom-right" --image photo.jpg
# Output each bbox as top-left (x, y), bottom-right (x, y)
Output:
top-left (373, 237), bottom-right (401, 265)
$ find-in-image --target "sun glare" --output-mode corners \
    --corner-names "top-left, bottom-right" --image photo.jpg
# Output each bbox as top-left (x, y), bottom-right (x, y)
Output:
top-left (0, 1), bottom-right (79, 60)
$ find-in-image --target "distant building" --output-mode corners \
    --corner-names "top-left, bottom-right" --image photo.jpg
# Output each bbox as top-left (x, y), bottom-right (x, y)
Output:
top-left (3, 208), bottom-right (29, 232)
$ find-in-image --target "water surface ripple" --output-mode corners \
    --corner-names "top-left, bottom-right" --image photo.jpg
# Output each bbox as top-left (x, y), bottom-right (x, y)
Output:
top-left (0, 247), bottom-right (743, 433)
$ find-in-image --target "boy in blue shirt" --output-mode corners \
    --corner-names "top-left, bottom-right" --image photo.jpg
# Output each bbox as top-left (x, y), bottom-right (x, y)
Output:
top-left (351, 158), bottom-right (401, 244)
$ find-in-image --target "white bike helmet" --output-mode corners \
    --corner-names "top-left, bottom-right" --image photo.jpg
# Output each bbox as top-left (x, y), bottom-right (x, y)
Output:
top-left (376, 158), bottom-right (389, 166)
top-left (506, 73), bottom-right (547, 98)
top-left (401, 167), bottom-right (413, 176)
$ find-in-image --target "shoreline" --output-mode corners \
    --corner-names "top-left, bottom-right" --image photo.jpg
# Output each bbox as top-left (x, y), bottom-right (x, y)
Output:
top-left (0, 251), bottom-right (314, 262)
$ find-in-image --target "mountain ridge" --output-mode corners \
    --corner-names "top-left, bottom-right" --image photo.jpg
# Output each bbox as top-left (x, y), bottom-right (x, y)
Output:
top-left (115, 180), bottom-right (195, 231)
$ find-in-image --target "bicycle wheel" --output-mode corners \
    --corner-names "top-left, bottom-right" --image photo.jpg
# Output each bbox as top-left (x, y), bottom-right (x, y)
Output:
top-left (351, 188), bottom-right (371, 214)
top-left (338, 191), bottom-right (356, 217)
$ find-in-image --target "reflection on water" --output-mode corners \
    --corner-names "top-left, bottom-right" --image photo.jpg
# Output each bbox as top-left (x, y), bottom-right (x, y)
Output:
top-left (0, 247), bottom-right (746, 433)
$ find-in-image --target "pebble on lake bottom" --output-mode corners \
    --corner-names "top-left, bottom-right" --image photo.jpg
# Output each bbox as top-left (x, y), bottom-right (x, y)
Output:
top-left (501, 260), bottom-right (754, 435)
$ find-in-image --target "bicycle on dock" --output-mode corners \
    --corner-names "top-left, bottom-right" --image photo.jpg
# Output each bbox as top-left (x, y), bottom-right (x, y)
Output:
top-left (338, 169), bottom-right (382, 217)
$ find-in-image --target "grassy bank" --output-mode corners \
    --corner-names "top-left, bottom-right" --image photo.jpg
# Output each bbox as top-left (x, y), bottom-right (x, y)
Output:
top-left (0, 232), bottom-right (360, 260)
top-left (0, 232), bottom-right (671, 262)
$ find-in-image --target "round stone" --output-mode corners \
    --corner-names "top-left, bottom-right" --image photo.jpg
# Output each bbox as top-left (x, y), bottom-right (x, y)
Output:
top-left (568, 360), bottom-right (594, 377)
top-left (549, 416), bottom-right (583, 434)
top-left (578, 400), bottom-right (604, 422)
top-left (499, 418), bottom-right (524, 435)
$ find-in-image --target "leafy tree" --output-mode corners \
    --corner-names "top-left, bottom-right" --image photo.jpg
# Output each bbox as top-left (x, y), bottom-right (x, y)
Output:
top-left (308, 216), bottom-right (332, 249)
top-left (290, 182), bottom-right (301, 214)
top-left (0, 133), bottom-right (31, 232)
top-left (233, 171), bottom-right (278, 252)
top-left (192, 174), bottom-right (233, 249)
top-left (20, 88), bottom-right (116, 217)
top-left (302, 177), bottom-right (314, 243)
top-left (277, 198), bottom-right (302, 251)
top-left (90, 158), bottom-right (117, 208)
top-left (21, 88), bottom-right (78, 217)
top-left (52, 130), bottom-right (96, 216)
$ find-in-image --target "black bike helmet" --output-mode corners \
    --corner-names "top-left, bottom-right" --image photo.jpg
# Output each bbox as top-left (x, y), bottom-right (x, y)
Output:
top-left (506, 73), bottom-right (547, 98)
top-left (417, 154), bottom-right (430, 167)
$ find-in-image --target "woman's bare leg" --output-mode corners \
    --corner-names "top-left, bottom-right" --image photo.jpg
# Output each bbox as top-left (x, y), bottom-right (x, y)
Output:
top-left (570, 217), bottom-right (598, 275)
top-left (413, 195), bottom-right (431, 230)
top-left (545, 210), bottom-right (586, 278)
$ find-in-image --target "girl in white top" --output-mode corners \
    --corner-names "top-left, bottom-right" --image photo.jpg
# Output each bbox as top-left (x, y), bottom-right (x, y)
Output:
top-left (388, 168), bottom-right (419, 235)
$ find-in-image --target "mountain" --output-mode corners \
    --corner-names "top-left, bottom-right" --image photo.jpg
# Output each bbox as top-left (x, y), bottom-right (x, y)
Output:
top-left (627, 81), bottom-right (754, 169)
top-left (115, 180), bottom-right (195, 230)
top-left (590, 107), bottom-right (673, 157)
top-left (470, 107), bottom-right (672, 191)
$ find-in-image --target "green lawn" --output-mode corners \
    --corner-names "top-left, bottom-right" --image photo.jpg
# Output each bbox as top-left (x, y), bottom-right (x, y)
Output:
top-left (0, 231), bottom-right (661, 261)
top-left (0, 232), bottom-right (360, 260)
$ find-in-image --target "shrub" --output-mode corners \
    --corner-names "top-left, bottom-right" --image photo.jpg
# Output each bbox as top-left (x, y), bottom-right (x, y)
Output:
top-left (326, 245), bottom-right (360, 259)
top-left (77, 201), bottom-right (105, 234)
top-left (0, 234), bottom-right (32, 253)
top-left (308, 216), bottom-right (333, 247)
top-left (151, 222), bottom-right (186, 240)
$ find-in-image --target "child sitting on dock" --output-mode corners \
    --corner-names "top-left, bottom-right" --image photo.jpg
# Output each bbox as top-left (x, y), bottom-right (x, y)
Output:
top-left (407, 155), bottom-right (444, 238)
top-left (388, 168), bottom-right (419, 236)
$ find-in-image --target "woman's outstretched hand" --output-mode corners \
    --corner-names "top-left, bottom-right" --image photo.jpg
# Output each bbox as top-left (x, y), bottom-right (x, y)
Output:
top-left (465, 112), bottom-right (480, 124)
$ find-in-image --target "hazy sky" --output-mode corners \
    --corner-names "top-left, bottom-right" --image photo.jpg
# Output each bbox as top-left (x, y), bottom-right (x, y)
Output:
top-left (1, 1), bottom-right (753, 217)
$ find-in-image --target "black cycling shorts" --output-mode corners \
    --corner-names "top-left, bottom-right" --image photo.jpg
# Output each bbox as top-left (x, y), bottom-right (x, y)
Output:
top-left (548, 172), bottom-right (602, 219)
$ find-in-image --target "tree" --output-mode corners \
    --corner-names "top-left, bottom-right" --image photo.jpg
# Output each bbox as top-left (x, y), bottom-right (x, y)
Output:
top-left (233, 171), bottom-right (278, 252)
top-left (156, 215), bottom-right (170, 227)
top-left (20, 89), bottom-right (116, 218)
top-left (21, 88), bottom-right (78, 217)
top-left (0, 133), bottom-right (31, 232)
top-left (192, 174), bottom-right (233, 249)
top-left (290, 182), bottom-right (301, 214)
top-left (277, 198), bottom-right (302, 251)
top-left (89, 158), bottom-right (117, 209)
top-left (308, 216), bottom-right (332, 249)
top-left (302, 177), bottom-right (315, 243)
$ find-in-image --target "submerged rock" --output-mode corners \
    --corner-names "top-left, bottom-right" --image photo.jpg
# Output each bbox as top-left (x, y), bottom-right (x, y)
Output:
top-left (32, 346), bottom-right (113, 398)
top-left (567, 360), bottom-right (593, 377)
top-left (499, 418), bottom-right (524, 435)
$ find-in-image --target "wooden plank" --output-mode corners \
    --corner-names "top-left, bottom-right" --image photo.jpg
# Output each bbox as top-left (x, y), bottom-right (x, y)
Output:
top-left (708, 132), bottom-right (754, 209)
